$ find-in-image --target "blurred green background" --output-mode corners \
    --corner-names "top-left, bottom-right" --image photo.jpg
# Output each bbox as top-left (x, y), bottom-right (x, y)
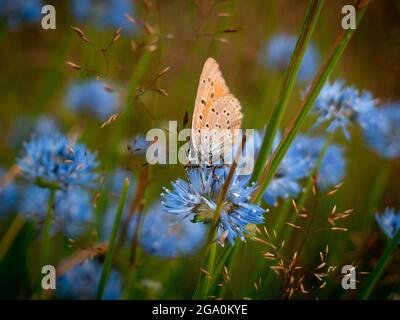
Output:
top-left (0, 0), bottom-right (400, 300)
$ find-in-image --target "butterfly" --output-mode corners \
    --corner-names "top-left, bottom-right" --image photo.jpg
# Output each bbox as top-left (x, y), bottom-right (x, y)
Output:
top-left (189, 57), bottom-right (243, 165)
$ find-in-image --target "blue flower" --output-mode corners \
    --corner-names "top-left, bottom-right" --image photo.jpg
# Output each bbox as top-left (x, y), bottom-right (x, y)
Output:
top-left (56, 260), bottom-right (122, 300)
top-left (262, 132), bottom-right (311, 206)
top-left (262, 33), bottom-right (320, 82)
top-left (161, 166), bottom-right (265, 245)
top-left (244, 130), bottom-right (310, 206)
top-left (17, 132), bottom-right (98, 190)
top-left (129, 135), bottom-right (151, 156)
top-left (0, 167), bottom-right (19, 216)
top-left (375, 208), bottom-right (400, 241)
top-left (360, 103), bottom-right (400, 159)
top-left (291, 135), bottom-right (346, 190)
top-left (71, 0), bottom-right (137, 33)
top-left (311, 79), bottom-right (377, 139)
top-left (7, 115), bottom-right (59, 148)
top-left (66, 79), bottom-right (119, 121)
top-left (140, 203), bottom-right (207, 258)
top-left (19, 185), bottom-right (93, 237)
top-left (0, 0), bottom-right (42, 29)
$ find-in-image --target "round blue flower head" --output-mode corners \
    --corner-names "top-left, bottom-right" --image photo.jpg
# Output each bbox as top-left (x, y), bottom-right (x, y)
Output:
top-left (66, 79), bottom-right (119, 121)
top-left (161, 166), bottom-right (265, 246)
top-left (311, 79), bottom-right (377, 140)
top-left (56, 259), bottom-right (122, 300)
top-left (291, 135), bottom-right (346, 190)
top-left (261, 132), bottom-right (311, 206)
top-left (243, 130), bottom-right (310, 206)
top-left (375, 208), bottom-right (400, 242)
top-left (129, 135), bottom-right (151, 156)
top-left (360, 103), bottom-right (400, 159)
top-left (0, 0), bottom-right (43, 29)
top-left (17, 132), bottom-right (98, 190)
top-left (140, 203), bottom-right (207, 258)
top-left (0, 167), bottom-right (19, 217)
top-left (71, 0), bottom-right (137, 33)
top-left (262, 33), bottom-right (320, 82)
top-left (8, 115), bottom-right (59, 148)
top-left (19, 185), bottom-right (93, 237)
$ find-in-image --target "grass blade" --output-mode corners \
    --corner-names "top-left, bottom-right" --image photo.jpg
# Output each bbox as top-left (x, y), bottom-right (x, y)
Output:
top-left (251, 0), bottom-right (325, 183)
top-left (358, 230), bottom-right (400, 299)
top-left (252, 0), bottom-right (370, 203)
top-left (96, 178), bottom-right (129, 300)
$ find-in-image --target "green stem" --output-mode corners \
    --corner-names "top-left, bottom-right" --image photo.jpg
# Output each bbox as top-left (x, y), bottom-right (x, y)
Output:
top-left (358, 230), bottom-right (400, 300)
top-left (37, 189), bottom-right (55, 299)
top-left (41, 189), bottom-right (55, 268)
top-left (362, 160), bottom-right (391, 229)
top-left (251, 0), bottom-right (325, 183)
top-left (252, 0), bottom-right (370, 204)
top-left (96, 178), bottom-right (129, 300)
top-left (193, 137), bottom-right (245, 300)
top-left (260, 133), bottom-right (333, 295)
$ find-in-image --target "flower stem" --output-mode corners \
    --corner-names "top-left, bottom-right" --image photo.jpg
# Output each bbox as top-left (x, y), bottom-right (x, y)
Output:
top-left (261, 133), bottom-right (334, 294)
top-left (251, 0), bottom-right (325, 183)
top-left (362, 160), bottom-right (391, 230)
top-left (358, 230), bottom-right (400, 300)
top-left (252, 0), bottom-right (370, 204)
top-left (41, 189), bottom-right (55, 268)
top-left (37, 188), bottom-right (55, 299)
top-left (193, 137), bottom-right (246, 300)
top-left (96, 178), bottom-right (129, 300)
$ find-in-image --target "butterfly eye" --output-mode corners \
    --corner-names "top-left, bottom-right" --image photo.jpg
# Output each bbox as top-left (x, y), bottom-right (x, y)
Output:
top-left (227, 113), bottom-right (230, 116)
top-left (210, 92), bottom-right (215, 98)
top-left (199, 115), bottom-right (203, 120)
top-left (211, 108), bottom-right (215, 112)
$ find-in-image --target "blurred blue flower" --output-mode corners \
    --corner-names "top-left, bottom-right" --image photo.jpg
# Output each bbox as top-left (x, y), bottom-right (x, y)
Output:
top-left (7, 115), bottom-right (59, 148)
top-left (140, 203), bottom-right (207, 258)
top-left (129, 135), bottom-right (151, 156)
top-left (17, 132), bottom-right (98, 190)
top-left (0, 167), bottom-right (19, 216)
top-left (0, 0), bottom-right (42, 29)
top-left (360, 104), bottom-right (400, 159)
top-left (375, 208), bottom-right (400, 241)
top-left (311, 79), bottom-right (377, 139)
top-left (57, 260), bottom-right (122, 300)
top-left (161, 166), bottom-right (265, 245)
top-left (66, 79), bottom-right (119, 121)
top-left (262, 33), bottom-right (320, 82)
top-left (291, 135), bottom-right (346, 190)
top-left (71, 0), bottom-right (137, 33)
top-left (245, 130), bottom-right (310, 206)
top-left (262, 132), bottom-right (311, 206)
top-left (19, 185), bottom-right (93, 237)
